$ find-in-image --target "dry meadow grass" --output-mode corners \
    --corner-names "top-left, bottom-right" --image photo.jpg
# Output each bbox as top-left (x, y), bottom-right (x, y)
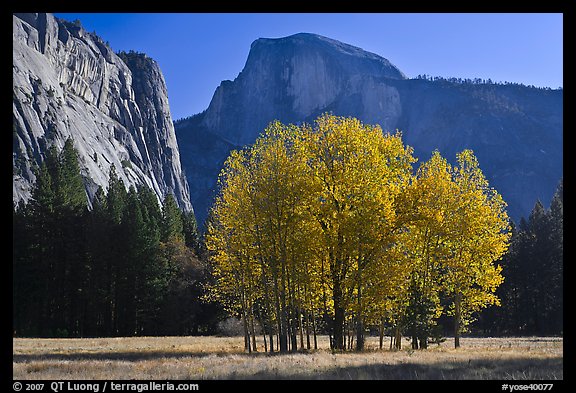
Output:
top-left (13, 335), bottom-right (562, 380)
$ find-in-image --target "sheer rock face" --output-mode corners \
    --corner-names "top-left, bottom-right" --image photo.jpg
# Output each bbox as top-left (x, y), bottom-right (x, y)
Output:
top-left (176, 32), bottom-right (562, 225)
top-left (201, 33), bottom-right (406, 147)
top-left (13, 13), bottom-right (192, 211)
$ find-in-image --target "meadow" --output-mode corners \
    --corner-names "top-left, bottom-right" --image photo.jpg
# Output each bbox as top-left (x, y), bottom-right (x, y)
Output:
top-left (13, 335), bottom-right (562, 380)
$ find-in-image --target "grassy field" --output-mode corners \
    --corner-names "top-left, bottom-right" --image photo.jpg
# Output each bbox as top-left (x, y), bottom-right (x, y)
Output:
top-left (13, 335), bottom-right (562, 380)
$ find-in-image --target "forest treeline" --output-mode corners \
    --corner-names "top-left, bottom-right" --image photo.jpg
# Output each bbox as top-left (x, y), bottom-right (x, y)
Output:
top-left (12, 139), bottom-right (219, 337)
top-left (413, 74), bottom-right (562, 91)
top-left (479, 184), bottom-right (563, 336)
top-left (12, 117), bottom-right (562, 349)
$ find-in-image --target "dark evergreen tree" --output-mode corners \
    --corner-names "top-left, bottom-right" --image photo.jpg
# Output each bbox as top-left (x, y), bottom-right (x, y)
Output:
top-left (139, 186), bottom-right (163, 232)
top-left (161, 194), bottom-right (184, 243)
top-left (526, 201), bottom-right (549, 334)
top-left (85, 186), bottom-right (112, 336)
top-left (135, 186), bottom-right (165, 335)
top-left (13, 202), bottom-right (36, 336)
top-left (547, 180), bottom-right (563, 334)
top-left (25, 158), bottom-right (58, 336)
top-left (106, 166), bottom-right (127, 225)
top-left (116, 186), bottom-right (145, 335)
top-left (478, 181), bottom-right (563, 336)
top-left (14, 142), bottom-right (232, 337)
top-left (57, 139), bottom-right (88, 336)
top-left (58, 138), bottom-right (87, 209)
top-left (182, 210), bottom-right (200, 254)
top-left (105, 166), bottom-right (127, 335)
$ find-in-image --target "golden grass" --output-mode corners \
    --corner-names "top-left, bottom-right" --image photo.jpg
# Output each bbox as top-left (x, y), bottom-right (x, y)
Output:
top-left (13, 336), bottom-right (562, 380)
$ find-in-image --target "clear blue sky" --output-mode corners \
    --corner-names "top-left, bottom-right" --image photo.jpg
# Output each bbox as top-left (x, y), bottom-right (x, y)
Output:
top-left (54, 13), bottom-right (563, 121)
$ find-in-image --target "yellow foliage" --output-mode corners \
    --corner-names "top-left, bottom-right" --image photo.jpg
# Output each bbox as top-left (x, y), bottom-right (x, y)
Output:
top-left (206, 114), bottom-right (509, 348)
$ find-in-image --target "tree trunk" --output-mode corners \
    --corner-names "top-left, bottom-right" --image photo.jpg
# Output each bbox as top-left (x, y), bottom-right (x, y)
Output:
top-left (355, 284), bottom-right (364, 351)
top-left (305, 310), bottom-right (311, 350)
top-left (395, 326), bottom-right (402, 350)
top-left (273, 274), bottom-right (288, 352)
top-left (419, 335), bottom-right (428, 349)
top-left (298, 310), bottom-right (304, 350)
top-left (290, 318), bottom-right (298, 352)
top-left (332, 282), bottom-right (345, 351)
top-left (269, 331), bottom-right (274, 353)
top-left (311, 308), bottom-right (318, 350)
top-left (259, 259), bottom-right (273, 353)
top-left (412, 335), bottom-right (419, 349)
top-left (333, 307), bottom-right (345, 351)
top-left (242, 312), bottom-right (251, 353)
top-left (454, 292), bottom-right (462, 348)
top-left (355, 317), bottom-right (364, 351)
top-left (280, 250), bottom-right (290, 353)
top-left (380, 318), bottom-right (385, 350)
top-left (249, 310), bottom-right (257, 352)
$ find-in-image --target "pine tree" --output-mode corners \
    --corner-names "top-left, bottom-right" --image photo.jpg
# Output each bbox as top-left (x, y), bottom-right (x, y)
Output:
top-left (527, 200), bottom-right (549, 334)
top-left (59, 138), bottom-right (87, 209)
top-left (484, 180), bottom-right (563, 336)
top-left (115, 186), bottom-right (144, 335)
top-left (106, 166), bottom-right (127, 225)
top-left (547, 180), bottom-right (563, 333)
top-left (57, 139), bottom-right (88, 336)
top-left (13, 202), bottom-right (36, 336)
top-left (182, 210), bottom-right (200, 253)
top-left (85, 186), bottom-right (113, 336)
top-left (161, 194), bottom-right (184, 243)
top-left (14, 141), bottom-right (213, 337)
top-left (104, 166), bottom-right (127, 335)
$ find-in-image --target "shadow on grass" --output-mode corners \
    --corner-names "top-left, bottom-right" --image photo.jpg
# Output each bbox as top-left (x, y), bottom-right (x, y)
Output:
top-left (13, 350), bottom-right (247, 362)
top-left (13, 350), bottom-right (563, 380)
top-left (248, 357), bottom-right (564, 380)
top-left (13, 347), bottom-right (329, 362)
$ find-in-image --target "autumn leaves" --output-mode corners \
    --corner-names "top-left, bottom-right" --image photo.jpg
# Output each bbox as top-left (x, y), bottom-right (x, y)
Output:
top-left (205, 114), bottom-right (510, 352)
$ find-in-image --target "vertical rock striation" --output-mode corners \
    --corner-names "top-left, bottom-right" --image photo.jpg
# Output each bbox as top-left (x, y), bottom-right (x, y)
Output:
top-left (13, 13), bottom-right (192, 211)
top-left (175, 32), bottom-right (562, 224)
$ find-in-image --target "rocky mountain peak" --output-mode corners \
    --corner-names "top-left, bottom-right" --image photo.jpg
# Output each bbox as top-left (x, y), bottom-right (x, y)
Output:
top-left (200, 33), bottom-right (406, 148)
top-left (248, 33), bottom-right (406, 80)
top-left (176, 33), bottom-right (562, 225)
top-left (13, 13), bottom-right (192, 211)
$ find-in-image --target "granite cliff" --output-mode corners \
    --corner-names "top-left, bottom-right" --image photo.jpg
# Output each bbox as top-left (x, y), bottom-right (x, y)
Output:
top-left (175, 33), bottom-right (562, 224)
top-left (13, 13), bottom-right (192, 211)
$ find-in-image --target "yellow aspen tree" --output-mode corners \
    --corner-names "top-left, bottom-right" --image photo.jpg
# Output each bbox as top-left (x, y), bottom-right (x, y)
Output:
top-left (209, 121), bottom-right (316, 353)
top-left (445, 149), bottom-right (510, 348)
top-left (396, 150), bottom-right (456, 349)
top-left (205, 149), bottom-right (262, 352)
top-left (206, 115), bottom-right (509, 354)
top-left (248, 122), bottom-right (316, 352)
top-left (298, 113), bottom-right (415, 351)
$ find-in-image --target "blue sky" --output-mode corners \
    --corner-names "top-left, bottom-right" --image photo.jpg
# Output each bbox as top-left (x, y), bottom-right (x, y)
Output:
top-left (54, 13), bottom-right (563, 121)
